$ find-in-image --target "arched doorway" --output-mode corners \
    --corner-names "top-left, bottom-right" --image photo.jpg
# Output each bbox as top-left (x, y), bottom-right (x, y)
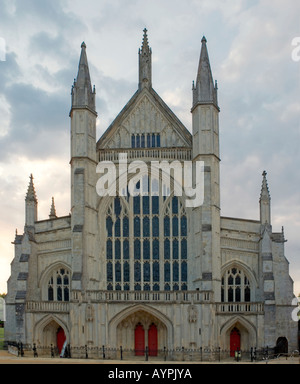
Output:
top-left (115, 308), bottom-right (169, 353)
top-left (275, 337), bottom-right (288, 354)
top-left (148, 323), bottom-right (158, 357)
top-left (135, 324), bottom-right (145, 356)
top-left (230, 327), bottom-right (241, 357)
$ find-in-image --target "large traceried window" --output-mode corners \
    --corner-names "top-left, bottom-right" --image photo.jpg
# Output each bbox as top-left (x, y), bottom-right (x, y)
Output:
top-left (105, 178), bottom-right (188, 291)
top-left (221, 267), bottom-right (251, 302)
top-left (48, 268), bottom-right (70, 302)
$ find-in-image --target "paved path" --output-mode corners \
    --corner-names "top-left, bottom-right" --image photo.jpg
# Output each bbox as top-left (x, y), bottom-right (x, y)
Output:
top-left (0, 350), bottom-right (298, 364)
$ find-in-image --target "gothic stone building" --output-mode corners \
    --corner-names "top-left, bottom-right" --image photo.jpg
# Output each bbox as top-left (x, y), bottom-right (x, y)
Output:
top-left (5, 30), bottom-right (298, 357)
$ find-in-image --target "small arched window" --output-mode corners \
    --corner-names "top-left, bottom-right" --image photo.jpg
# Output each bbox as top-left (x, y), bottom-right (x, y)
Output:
top-left (48, 268), bottom-right (70, 302)
top-left (221, 267), bottom-right (251, 303)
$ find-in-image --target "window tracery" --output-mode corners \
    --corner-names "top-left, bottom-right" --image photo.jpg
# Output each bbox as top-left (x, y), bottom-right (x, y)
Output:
top-left (221, 267), bottom-right (251, 302)
top-left (105, 185), bottom-right (188, 291)
top-left (48, 268), bottom-right (70, 302)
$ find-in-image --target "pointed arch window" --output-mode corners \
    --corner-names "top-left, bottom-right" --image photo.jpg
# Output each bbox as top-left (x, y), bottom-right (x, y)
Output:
top-left (221, 267), bottom-right (251, 302)
top-left (104, 187), bottom-right (187, 291)
top-left (47, 268), bottom-right (70, 302)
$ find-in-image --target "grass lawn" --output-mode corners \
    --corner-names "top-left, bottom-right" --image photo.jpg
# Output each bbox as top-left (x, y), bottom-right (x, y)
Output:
top-left (0, 328), bottom-right (4, 349)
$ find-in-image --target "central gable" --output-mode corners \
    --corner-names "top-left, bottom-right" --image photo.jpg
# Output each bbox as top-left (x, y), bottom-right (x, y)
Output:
top-left (97, 87), bottom-right (192, 150)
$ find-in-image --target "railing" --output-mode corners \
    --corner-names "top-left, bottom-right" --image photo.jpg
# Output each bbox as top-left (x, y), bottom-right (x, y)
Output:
top-left (26, 301), bottom-right (70, 313)
top-left (216, 302), bottom-right (264, 314)
top-left (99, 147), bottom-right (192, 162)
top-left (26, 296), bottom-right (264, 315)
top-left (81, 290), bottom-right (203, 304)
top-left (8, 343), bottom-right (298, 363)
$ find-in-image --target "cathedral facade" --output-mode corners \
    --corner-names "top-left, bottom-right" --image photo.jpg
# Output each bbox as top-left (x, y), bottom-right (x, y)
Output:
top-left (5, 30), bottom-right (298, 358)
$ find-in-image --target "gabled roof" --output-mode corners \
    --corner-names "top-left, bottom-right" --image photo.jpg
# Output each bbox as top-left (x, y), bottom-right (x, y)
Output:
top-left (97, 29), bottom-right (192, 151)
top-left (97, 86), bottom-right (192, 150)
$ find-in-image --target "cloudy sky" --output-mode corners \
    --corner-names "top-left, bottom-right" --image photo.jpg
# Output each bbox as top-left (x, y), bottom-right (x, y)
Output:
top-left (0, 0), bottom-right (299, 295)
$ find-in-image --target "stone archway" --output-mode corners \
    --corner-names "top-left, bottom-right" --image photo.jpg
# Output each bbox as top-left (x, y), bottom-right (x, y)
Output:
top-left (220, 316), bottom-right (257, 353)
top-left (109, 305), bottom-right (173, 351)
top-left (34, 315), bottom-right (69, 353)
top-left (116, 309), bottom-right (167, 354)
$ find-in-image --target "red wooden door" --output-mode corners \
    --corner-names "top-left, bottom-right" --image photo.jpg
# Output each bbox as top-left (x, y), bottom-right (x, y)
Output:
top-left (57, 327), bottom-right (66, 354)
top-left (230, 328), bottom-right (240, 357)
top-left (135, 324), bottom-right (145, 356)
top-left (148, 324), bottom-right (158, 357)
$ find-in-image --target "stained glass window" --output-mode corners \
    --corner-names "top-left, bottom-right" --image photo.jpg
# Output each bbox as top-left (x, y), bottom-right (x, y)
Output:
top-left (115, 261), bottom-right (121, 282)
top-left (106, 216), bottom-right (113, 237)
top-left (107, 240), bottom-right (112, 260)
top-left (123, 240), bottom-right (129, 259)
top-left (153, 239), bottom-right (159, 259)
top-left (173, 261), bottom-right (179, 282)
top-left (152, 216), bottom-right (159, 237)
top-left (153, 261), bottom-right (160, 282)
top-left (181, 261), bottom-right (187, 282)
top-left (105, 192), bottom-right (187, 291)
top-left (115, 217), bottom-right (121, 237)
top-left (124, 262), bottom-right (130, 282)
top-left (143, 196), bottom-right (149, 215)
top-left (144, 262), bottom-right (150, 282)
top-left (152, 196), bottom-right (159, 214)
top-left (143, 239), bottom-right (150, 260)
top-left (134, 196), bottom-right (140, 215)
top-left (157, 134), bottom-right (161, 148)
top-left (143, 216), bottom-right (150, 237)
top-left (134, 262), bottom-right (141, 282)
top-left (181, 239), bottom-right (187, 259)
top-left (172, 217), bottom-right (178, 237)
top-left (164, 216), bottom-right (170, 237)
top-left (173, 239), bottom-right (179, 259)
top-left (134, 239), bottom-right (141, 260)
top-left (123, 216), bottom-right (129, 237)
top-left (107, 262), bottom-right (113, 282)
top-left (164, 239), bottom-right (170, 260)
top-left (164, 262), bottom-right (170, 282)
top-left (134, 217), bottom-right (140, 237)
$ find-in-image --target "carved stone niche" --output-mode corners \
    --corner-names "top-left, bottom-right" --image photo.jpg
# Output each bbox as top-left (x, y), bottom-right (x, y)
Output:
top-left (188, 305), bottom-right (198, 323)
top-left (86, 304), bottom-right (94, 322)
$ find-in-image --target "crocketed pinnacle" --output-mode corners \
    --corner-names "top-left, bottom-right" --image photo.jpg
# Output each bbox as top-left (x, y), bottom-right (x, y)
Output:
top-left (139, 28), bottom-right (152, 89)
top-left (141, 28), bottom-right (150, 53)
top-left (26, 174), bottom-right (38, 203)
top-left (49, 197), bottom-right (57, 219)
top-left (260, 171), bottom-right (271, 202)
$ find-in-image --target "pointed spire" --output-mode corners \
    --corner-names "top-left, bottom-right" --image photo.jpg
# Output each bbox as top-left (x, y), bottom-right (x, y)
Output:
top-left (71, 42), bottom-right (96, 113)
top-left (260, 171), bottom-right (271, 202)
top-left (49, 197), bottom-right (57, 219)
top-left (141, 28), bottom-right (150, 53)
top-left (139, 28), bottom-right (152, 90)
top-left (193, 36), bottom-right (218, 110)
top-left (260, 171), bottom-right (271, 225)
top-left (77, 42), bottom-right (91, 89)
top-left (26, 174), bottom-right (37, 203)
